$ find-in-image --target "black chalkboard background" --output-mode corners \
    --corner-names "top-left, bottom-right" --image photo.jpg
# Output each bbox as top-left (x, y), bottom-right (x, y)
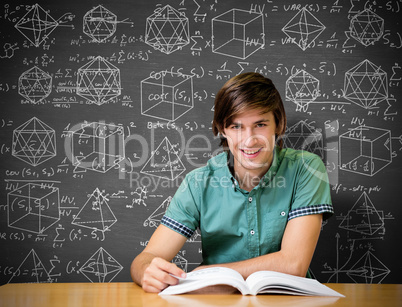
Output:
top-left (0, 0), bottom-right (401, 285)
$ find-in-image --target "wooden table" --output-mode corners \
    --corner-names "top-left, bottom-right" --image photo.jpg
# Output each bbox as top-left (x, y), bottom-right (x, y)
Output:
top-left (0, 282), bottom-right (400, 307)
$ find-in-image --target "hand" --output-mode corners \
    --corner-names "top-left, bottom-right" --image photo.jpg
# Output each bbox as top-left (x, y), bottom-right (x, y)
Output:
top-left (141, 257), bottom-right (186, 293)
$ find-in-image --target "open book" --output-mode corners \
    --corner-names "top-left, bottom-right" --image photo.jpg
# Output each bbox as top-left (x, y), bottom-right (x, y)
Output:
top-left (159, 267), bottom-right (344, 297)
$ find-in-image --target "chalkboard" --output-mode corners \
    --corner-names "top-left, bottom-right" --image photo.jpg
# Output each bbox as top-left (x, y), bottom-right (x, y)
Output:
top-left (0, 0), bottom-right (401, 285)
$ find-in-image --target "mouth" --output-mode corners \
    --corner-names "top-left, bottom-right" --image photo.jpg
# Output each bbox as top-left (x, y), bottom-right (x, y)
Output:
top-left (240, 148), bottom-right (262, 158)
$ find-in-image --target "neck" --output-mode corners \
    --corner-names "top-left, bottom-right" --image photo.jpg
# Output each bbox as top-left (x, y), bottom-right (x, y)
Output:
top-left (234, 158), bottom-right (272, 192)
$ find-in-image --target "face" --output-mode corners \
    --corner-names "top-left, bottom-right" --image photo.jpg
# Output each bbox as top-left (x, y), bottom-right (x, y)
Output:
top-left (222, 109), bottom-right (278, 178)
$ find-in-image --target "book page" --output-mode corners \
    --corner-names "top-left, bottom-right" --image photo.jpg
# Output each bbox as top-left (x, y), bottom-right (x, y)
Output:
top-left (159, 267), bottom-right (250, 295)
top-left (246, 271), bottom-right (344, 297)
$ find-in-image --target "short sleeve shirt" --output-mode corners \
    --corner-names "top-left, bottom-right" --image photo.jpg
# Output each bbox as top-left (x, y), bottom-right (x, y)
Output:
top-left (161, 147), bottom-right (333, 265)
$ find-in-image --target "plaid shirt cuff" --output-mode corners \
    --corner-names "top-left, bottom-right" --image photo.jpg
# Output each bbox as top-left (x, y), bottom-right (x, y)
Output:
top-left (288, 204), bottom-right (334, 220)
top-left (161, 216), bottom-right (194, 238)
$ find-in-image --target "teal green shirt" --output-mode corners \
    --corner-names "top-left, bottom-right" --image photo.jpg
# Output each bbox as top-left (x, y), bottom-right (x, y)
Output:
top-left (162, 147), bottom-right (333, 265)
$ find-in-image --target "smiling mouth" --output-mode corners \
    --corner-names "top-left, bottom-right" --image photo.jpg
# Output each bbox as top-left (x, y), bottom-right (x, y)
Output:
top-left (241, 148), bottom-right (262, 155)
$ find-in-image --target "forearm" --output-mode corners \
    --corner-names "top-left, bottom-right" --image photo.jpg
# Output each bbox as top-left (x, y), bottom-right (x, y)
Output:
top-left (204, 250), bottom-right (308, 279)
top-left (130, 251), bottom-right (155, 286)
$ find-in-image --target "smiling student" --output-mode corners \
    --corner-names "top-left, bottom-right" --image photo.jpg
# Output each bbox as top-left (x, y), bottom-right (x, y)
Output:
top-left (131, 72), bottom-right (334, 293)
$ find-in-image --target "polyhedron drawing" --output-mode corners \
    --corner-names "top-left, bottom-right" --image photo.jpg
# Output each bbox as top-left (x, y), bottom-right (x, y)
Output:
top-left (339, 126), bottom-right (392, 176)
top-left (347, 251), bottom-right (390, 283)
top-left (8, 250), bottom-right (52, 284)
top-left (71, 122), bottom-right (124, 173)
top-left (339, 192), bottom-right (384, 235)
top-left (350, 9), bottom-right (384, 46)
top-left (172, 254), bottom-right (188, 272)
top-left (12, 117), bottom-right (56, 166)
top-left (8, 183), bottom-right (60, 234)
top-left (83, 5), bottom-right (117, 42)
top-left (14, 4), bottom-right (58, 47)
top-left (143, 196), bottom-right (172, 227)
top-left (76, 56), bottom-right (121, 105)
top-left (344, 59), bottom-right (388, 109)
top-left (145, 5), bottom-right (190, 54)
top-left (141, 137), bottom-right (186, 180)
top-left (79, 247), bottom-right (123, 283)
top-left (18, 66), bottom-right (52, 103)
top-left (141, 71), bottom-right (194, 121)
top-left (285, 70), bottom-right (320, 111)
top-left (282, 120), bottom-right (324, 159)
top-left (282, 8), bottom-right (325, 51)
top-left (212, 8), bottom-right (265, 59)
top-left (72, 188), bottom-right (117, 232)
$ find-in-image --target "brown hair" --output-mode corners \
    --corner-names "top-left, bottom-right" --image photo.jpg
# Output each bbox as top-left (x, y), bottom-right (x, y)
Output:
top-left (212, 72), bottom-right (287, 150)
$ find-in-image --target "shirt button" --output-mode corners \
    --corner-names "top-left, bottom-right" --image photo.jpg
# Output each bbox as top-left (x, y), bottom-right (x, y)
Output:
top-left (248, 197), bottom-right (253, 202)
top-left (250, 230), bottom-right (255, 235)
top-left (281, 211), bottom-right (286, 216)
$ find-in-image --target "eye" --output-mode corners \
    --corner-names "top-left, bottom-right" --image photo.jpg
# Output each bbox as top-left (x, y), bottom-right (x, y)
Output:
top-left (231, 124), bottom-right (240, 129)
top-left (256, 123), bottom-right (266, 128)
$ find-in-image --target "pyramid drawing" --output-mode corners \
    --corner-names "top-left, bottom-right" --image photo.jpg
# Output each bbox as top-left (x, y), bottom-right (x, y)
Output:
top-left (140, 137), bottom-right (186, 180)
top-left (79, 247), bottom-right (123, 283)
top-left (72, 188), bottom-right (117, 232)
top-left (339, 192), bottom-right (384, 235)
top-left (347, 251), bottom-right (390, 283)
top-left (143, 196), bottom-right (172, 227)
top-left (8, 249), bottom-right (52, 283)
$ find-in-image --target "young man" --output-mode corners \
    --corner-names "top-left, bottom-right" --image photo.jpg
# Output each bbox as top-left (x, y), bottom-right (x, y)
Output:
top-left (131, 72), bottom-right (333, 293)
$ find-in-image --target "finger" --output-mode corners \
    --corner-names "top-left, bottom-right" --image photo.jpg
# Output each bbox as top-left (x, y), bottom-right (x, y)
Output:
top-left (156, 259), bottom-right (186, 279)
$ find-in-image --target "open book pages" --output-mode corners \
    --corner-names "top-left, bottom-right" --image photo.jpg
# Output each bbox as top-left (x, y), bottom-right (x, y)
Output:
top-left (159, 267), bottom-right (344, 297)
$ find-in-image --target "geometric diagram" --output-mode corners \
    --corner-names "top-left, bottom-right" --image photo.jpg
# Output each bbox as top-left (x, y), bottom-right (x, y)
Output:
top-left (282, 8), bottom-right (326, 51)
top-left (285, 70), bottom-right (320, 112)
top-left (347, 251), bottom-right (390, 284)
top-left (212, 8), bottom-right (265, 59)
top-left (339, 125), bottom-right (392, 176)
top-left (7, 183), bottom-right (60, 234)
top-left (349, 9), bottom-right (384, 47)
top-left (172, 254), bottom-right (188, 272)
top-left (71, 122), bottom-right (124, 173)
top-left (140, 137), bottom-right (186, 180)
top-left (72, 188), bottom-right (117, 232)
top-left (143, 196), bottom-right (172, 227)
top-left (282, 120), bottom-right (324, 159)
top-left (12, 117), bottom-right (56, 166)
top-left (83, 5), bottom-right (117, 42)
top-left (141, 71), bottom-right (194, 121)
top-left (79, 247), bottom-right (123, 283)
top-left (18, 66), bottom-right (52, 103)
top-left (76, 56), bottom-right (121, 105)
top-left (343, 59), bottom-right (388, 109)
top-left (14, 4), bottom-right (59, 47)
top-left (339, 192), bottom-right (384, 236)
top-left (8, 249), bottom-right (52, 284)
top-left (145, 5), bottom-right (190, 54)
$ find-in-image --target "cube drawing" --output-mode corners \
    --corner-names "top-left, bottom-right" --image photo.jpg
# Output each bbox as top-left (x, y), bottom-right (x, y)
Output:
top-left (212, 9), bottom-right (264, 59)
top-left (141, 71), bottom-right (194, 121)
top-left (8, 183), bottom-right (60, 234)
top-left (339, 126), bottom-right (392, 176)
top-left (71, 122), bottom-right (124, 173)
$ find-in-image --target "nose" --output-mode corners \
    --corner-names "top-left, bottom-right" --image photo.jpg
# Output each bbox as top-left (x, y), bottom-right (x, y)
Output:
top-left (243, 128), bottom-right (259, 147)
